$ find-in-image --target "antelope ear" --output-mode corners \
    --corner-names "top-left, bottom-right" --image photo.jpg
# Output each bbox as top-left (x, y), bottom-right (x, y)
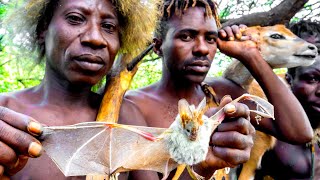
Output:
top-left (178, 99), bottom-right (193, 120)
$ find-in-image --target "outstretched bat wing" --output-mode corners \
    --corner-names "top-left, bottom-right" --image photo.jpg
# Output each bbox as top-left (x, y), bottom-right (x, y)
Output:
top-left (41, 122), bottom-right (177, 176)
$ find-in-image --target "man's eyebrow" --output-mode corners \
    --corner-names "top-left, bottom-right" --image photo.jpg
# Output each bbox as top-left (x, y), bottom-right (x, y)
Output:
top-left (206, 31), bottom-right (218, 36)
top-left (177, 29), bottom-right (198, 34)
top-left (177, 29), bottom-right (218, 36)
top-left (63, 5), bottom-right (118, 20)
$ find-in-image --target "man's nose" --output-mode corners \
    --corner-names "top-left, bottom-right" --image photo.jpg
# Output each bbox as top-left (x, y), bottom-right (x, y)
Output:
top-left (193, 37), bottom-right (209, 56)
top-left (80, 24), bottom-right (108, 49)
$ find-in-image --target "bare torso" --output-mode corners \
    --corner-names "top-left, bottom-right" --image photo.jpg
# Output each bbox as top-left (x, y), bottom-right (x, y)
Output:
top-left (256, 140), bottom-right (320, 180)
top-left (124, 77), bottom-right (246, 128)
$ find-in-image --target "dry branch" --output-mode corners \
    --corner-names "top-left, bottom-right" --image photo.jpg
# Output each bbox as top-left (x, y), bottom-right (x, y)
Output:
top-left (222, 0), bottom-right (309, 27)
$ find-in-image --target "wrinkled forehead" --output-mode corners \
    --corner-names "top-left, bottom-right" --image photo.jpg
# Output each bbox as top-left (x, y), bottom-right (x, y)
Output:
top-left (168, 6), bottom-right (218, 32)
top-left (56, 0), bottom-right (117, 16)
top-left (300, 31), bottom-right (320, 43)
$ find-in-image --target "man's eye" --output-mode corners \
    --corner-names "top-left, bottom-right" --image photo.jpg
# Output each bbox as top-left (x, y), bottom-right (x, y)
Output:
top-left (102, 23), bottom-right (116, 33)
top-left (304, 76), bottom-right (319, 84)
top-left (206, 36), bottom-right (216, 43)
top-left (180, 34), bottom-right (193, 41)
top-left (66, 14), bottom-right (84, 25)
top-left (308, 78), bottom-right (319, 84)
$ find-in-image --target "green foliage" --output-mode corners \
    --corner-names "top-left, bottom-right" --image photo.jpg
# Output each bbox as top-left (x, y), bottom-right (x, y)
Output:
top-left (219, 6), bottom-right (231, 19)
top-left (0, 45), bottom-right (44, 93)
top-left (130, 56), bottom-right (162, 89)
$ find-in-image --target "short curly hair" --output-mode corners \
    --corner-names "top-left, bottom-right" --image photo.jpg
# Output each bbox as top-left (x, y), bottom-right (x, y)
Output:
top-left (3, 0), bottom-right (160, 62)
top-left (289, 20), bottom-right (320, 38)
top-left (155, 0), bottom-right (220, 39)
top-left (287, 20), bottom-right (320, 78)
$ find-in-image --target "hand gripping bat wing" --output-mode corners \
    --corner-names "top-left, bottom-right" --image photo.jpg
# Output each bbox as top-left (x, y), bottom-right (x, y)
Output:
top-left (40, 94), bottom-right (274, 177)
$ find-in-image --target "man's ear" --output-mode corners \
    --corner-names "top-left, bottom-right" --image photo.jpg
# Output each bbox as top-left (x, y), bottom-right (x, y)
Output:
top-left (38, 29), bottom-right (47, 46)
top-left (153, 38), bottom-right (163, 56)
top-left (285, 73), bottom-right (293, 86)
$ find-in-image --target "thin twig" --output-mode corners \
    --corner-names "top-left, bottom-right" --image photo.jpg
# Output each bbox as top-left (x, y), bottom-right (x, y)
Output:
top-left (0, 60), bottom-right (12, 67)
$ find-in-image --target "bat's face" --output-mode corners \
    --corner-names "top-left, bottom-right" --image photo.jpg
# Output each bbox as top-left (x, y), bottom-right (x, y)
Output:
top-left (178, 98), bottom-right (207, 141)
top-left (183, 120), bottom-right (199, 141)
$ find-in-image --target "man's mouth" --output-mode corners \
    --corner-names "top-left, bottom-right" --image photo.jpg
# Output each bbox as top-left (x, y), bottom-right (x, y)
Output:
top-left (185, 60), bottom-right (210, 74)
top-left (73, 54), bottom-right (105, 71)
top-left (311, 103), bottom-right (320, 112)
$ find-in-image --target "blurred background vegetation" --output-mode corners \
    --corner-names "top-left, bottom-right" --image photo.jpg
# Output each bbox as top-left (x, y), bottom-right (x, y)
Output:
top-left (0, 0), bottom-right (319, 92)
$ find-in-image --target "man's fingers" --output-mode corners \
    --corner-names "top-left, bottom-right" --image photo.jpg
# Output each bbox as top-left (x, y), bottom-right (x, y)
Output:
top-left (0, 107), bottom-right (43, 136)
top-left (224, 102), bottom-right (250, 119)
top-left (217, 117), bottom-right (255, 135)
top-left (0, 141), bottom-right (19, 170)
top-left (219, 95), bottom-right (232, 107)
top-left (239, 24), bottom-right (248, 32)
top-left (211, 146), bottom-right (251, 167)
top-left (231, 25), bottom-right (241, 39)
top-left (6, 156), bottom-right (28, 176)
top-left (0, 121), bottom-right (42, 157)
top-left (211, 131), bottom-right (254, 150)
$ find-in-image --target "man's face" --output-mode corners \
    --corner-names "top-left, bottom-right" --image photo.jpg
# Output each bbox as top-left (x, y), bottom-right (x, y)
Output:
top-left (160, 7), bottom-right (218, 83)
top-left (44, 0), bottom-right (120, 86)
top-left (300, 31), bottom-right (320, 54)
top-left (290, 58), bottom-right (320, 120)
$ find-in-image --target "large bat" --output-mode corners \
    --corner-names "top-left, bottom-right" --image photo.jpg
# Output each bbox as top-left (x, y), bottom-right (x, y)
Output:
top-left (40, 94), bottom-right (274, 178)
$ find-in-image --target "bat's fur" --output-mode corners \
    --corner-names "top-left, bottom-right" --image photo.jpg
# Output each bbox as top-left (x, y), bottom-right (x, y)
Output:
top-left (165, 115), bottom-right (213, 165)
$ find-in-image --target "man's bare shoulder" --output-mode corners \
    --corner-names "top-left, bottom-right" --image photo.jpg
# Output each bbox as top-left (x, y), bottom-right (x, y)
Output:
top-left (204, 77), bottom-right (246, 99)
top-left (125, 84), bottom-right (159, 104)
top-left (0, 88), bottom-right (37, 109)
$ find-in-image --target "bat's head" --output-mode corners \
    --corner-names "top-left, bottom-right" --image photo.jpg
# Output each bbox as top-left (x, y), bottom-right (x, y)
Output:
top-left (178, 98), bottom-right (207, 141)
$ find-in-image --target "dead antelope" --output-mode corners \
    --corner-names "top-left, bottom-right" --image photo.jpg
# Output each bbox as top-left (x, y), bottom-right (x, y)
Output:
top-left (223, 25), bottom-right (318, 180)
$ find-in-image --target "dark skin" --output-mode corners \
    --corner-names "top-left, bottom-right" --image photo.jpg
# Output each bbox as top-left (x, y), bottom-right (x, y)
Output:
top-left (0, 0), bottom-right (121, 179)
top-left (0, 1), bottom-right (261, 180)
top-left (124, 7), bottom-right (255, 179)
top-left (256, 57), bottom-right (320, 180)
top-left (124, 6), bottom-right (313, 179)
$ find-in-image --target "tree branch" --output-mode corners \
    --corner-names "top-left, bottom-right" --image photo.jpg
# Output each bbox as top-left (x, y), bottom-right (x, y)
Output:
top-left (222, 0), bottom-right (309, 27)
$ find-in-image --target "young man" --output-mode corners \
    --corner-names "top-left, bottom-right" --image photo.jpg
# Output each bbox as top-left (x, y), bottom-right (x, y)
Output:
top-left (124, 0), bottom-right (313, 178)
top-left (0, 0), bottom-right (159, 179)
top-left (0, 0), bottom-right (256, 179)
top-left (256, 20), bottom-right (320, 180)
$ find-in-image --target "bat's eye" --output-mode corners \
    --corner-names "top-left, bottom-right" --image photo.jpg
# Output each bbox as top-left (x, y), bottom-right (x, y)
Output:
top-left (186, 129), bottom-right (191, 133)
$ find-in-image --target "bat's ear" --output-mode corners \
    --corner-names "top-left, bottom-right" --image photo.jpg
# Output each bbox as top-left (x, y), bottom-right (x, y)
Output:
top-left (196, 97), bottom-right (206, 112)
top-left (178, 99), bottom-right (193, 121)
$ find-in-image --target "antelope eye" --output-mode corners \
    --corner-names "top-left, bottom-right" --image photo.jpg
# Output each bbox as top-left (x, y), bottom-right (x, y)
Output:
top-left (270, 33), bottom-right (285, 39)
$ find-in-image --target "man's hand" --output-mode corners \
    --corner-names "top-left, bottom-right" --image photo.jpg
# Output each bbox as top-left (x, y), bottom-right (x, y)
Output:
top-left (0, 107), bottom-right (43, 177)
top-left (194, 96), bottom-right (255, 178)
top-left (217, 25), bottom-right (261, 63)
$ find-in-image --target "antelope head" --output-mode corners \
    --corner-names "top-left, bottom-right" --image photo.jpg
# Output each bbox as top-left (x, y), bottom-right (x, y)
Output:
top-left (244, 25), bottom-right (318, 68)
top-left (223, 25), bottom-right (319, 88)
